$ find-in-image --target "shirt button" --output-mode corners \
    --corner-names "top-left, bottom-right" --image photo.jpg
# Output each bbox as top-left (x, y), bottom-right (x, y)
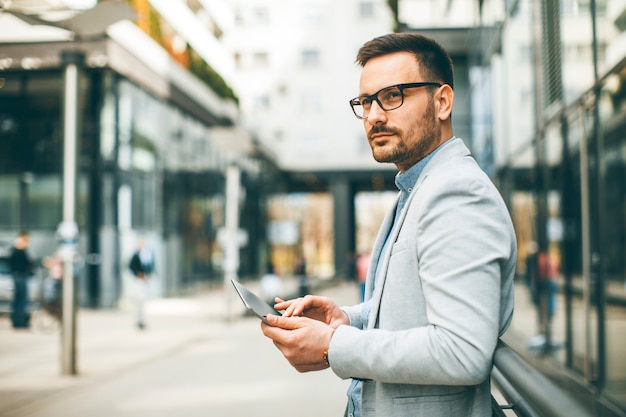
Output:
top-left (408, 188), bottom-right (412, 192)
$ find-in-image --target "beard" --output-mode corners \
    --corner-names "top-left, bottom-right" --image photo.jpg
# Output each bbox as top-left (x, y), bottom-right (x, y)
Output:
top-left (369, 97), bottom-right (439, 169)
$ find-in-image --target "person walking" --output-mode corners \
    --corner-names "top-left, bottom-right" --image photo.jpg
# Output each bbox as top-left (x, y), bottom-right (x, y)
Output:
top-left (129, 238), bottom-right (155, 330)
top-left (9, 231), bottom-right (34, 329)
top-left (534, 249), bottom-right (560, 350)
top-left (260, 262), bottom-right (283, 305)
top-left (355, 252), bottom-right (370, 302)
top-left (260, 33), bottom-right (517, 417)
top-left (294, 255), bottom-right (309, 297)
top-left (42, 251), bottom-right (63, 320)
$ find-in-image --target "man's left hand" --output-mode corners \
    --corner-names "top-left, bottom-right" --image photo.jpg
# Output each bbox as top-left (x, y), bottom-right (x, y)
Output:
top-left (261, 314), bottom-right (335, 373)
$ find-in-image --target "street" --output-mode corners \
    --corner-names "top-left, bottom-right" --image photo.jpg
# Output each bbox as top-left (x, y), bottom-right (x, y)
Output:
top-left (0, 281), bottom-right (358, 417)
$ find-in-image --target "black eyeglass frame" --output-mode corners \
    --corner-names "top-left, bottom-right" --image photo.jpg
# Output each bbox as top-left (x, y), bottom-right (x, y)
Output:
top-left (349, 82), bottom-right (442, 119)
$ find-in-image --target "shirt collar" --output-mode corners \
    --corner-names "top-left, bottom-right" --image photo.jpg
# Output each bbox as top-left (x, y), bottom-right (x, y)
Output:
top-left (394, 137), bottom-right (455, 192)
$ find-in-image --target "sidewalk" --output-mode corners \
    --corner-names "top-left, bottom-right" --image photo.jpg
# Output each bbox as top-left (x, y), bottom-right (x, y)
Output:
top-left (0, 278), bottom-right (307, 417)
top-left (1, 276), bottom-right (598, 417)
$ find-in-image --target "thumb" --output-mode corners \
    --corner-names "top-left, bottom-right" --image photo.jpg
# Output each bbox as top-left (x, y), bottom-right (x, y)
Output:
top-left (264, 314), bottom-right (301, 330)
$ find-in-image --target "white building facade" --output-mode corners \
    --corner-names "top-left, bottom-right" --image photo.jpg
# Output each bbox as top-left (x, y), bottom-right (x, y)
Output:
top-left (222, 0), bottom-right (395, 172)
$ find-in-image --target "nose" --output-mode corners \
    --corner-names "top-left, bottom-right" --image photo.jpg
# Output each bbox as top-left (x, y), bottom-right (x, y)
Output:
top-left (366, 99), bottom-right (386, 125)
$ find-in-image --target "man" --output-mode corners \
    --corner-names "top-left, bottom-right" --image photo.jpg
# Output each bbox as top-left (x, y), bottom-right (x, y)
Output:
top-left (261, 33), bottom-right (516, 417)
top-left (129, 238), bottom-right (155, 330)
top-left (9, 231), bottom-right (34, 329)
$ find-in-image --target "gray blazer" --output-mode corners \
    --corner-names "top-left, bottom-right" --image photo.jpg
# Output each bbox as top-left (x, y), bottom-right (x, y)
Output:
top-left (329, 138), bottom-right (517, 417)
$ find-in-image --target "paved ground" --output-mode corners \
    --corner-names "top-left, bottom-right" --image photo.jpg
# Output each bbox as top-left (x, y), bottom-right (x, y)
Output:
top-left (4, 276), bottom-right (619, 417)
top-left (0, 279), bottom-right (360, 417)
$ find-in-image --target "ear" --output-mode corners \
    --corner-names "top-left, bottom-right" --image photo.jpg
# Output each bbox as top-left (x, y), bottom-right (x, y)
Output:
top-left (435, 84), bottom-right (454, 121)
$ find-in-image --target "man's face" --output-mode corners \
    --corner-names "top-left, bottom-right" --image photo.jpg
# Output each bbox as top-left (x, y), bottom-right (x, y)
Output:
top-left (359, 52), bottom-right (443, 172)
top-left (17, 235), bottom-right (29, 249)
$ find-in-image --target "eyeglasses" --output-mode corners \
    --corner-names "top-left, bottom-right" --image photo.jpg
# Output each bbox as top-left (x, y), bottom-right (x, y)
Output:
top-left (349, 82), bottom-right (442, 119)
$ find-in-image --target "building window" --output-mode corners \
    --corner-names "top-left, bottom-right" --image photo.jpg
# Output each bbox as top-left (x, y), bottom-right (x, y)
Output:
top-left (254, 95), bottom-right (270, 110)
top-left (253, 51), bottom-right (269, 68)
top-left (253, 6), bottom-right (270, 24)
top-left (234, 9), bottom-right (244, 26)
top-left (301, 93), bottom-right (322, 112)
top-left (277, 84), bottom-right (288, 96)
top-left (301, 49), bottom-right (320, 67)
top-left (358, 1), bottom-right (375, 18)
top-left (301, 6), bottom-right (324, 25)
top-left (561, 0), bottom-right (607, 16)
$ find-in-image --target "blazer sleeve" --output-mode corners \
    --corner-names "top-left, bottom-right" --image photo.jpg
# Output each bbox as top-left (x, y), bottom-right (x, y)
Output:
top-left (341, 303), bottom-right (365, 329)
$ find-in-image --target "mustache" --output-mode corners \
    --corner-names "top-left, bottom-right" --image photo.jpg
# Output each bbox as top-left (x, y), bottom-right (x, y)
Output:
top-left (368, 125), bottom-right (398, 140)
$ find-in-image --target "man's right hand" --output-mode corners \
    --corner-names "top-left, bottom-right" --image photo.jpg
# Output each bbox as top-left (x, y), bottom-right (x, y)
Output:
top-left (274, 295), bottom-right (349, 329)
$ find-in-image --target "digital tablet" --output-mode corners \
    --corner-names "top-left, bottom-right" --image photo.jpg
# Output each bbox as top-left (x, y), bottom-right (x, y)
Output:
top-left (231, 279), bottom-right (282, 325)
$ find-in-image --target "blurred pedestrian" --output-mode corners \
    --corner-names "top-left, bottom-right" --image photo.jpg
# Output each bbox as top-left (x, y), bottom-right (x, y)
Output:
top-left (42, 251), bottom-right (63, 320)
top-left (8, 231), bottom-right (34, 329)
top-left (129, 238), bottom-right (155, 330)
top-left (260, 33), bottom-right (516, 417)
top-left (529, 250), bottom-right (560, 350)
top-left (260, 262), bottom-right (282, 305)
top-left (538, 251), bottom-right (559, 321)
top-left (355, 252), bottom-right (370, 301)
top-left (346, 251), bottom-right (357, 282)
top-left (294, 255), bottom-right (308, 297)
top-left (524, 241), bottom-right (539, 306)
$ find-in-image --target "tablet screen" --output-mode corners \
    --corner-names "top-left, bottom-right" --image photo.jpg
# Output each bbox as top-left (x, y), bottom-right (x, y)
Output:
top-left (231, 279), bottom-right (282, 324)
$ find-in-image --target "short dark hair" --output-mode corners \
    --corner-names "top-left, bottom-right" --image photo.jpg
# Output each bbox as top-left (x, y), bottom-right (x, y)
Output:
top-left (356, 33), bottom-right (454, 90)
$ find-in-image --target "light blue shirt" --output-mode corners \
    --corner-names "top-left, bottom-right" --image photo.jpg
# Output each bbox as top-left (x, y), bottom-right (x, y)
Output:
top-left (345, 138), bottom-right (453, 417)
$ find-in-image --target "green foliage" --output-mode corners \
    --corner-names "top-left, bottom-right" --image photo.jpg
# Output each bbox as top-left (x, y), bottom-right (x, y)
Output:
top-left (189, 49), bottom-right (239, 104)
top-left (111, 0), bottom-right (238, 104)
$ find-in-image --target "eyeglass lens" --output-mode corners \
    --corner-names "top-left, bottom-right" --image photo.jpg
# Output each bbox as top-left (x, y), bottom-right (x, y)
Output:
top-left (353, 86), bottom-right (403, 118)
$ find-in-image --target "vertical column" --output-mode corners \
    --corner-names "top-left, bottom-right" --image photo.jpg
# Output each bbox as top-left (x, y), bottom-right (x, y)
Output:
top-left (330, 177), bottom-right (355, 280)
top-left (59, 49), bottom-right (84, 376)
top-left (223, 164), bottom-right (241, 321)
top-left (589, 0), bottom-right (606, 390)
top-left (87, 71), bottom-right (103, 308)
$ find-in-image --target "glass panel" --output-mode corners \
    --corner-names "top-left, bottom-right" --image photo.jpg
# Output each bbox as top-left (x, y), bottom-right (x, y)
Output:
top-left (27, 174), bottom-right (62, 229)
top-left (131, 172), bottom-right (157, 229)
top-left (598, 75), bottom-right (626, 405)
top-left (0, 71), bottom-right (63, 231)
top-left (564, 101), bottom-right (595, 380)
top-left (100, 73), bottom-right (116, 161)
top-left (0, 72), bottom-right (63, 176)
top-left (0, 176), bottom-right (19, 229)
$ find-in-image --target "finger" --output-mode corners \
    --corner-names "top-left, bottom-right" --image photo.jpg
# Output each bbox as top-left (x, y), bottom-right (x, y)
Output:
top-left (260, 319), bottom-right (285, 339)
top-left (286, 295), bottom-right (315, 316)
top-left (273, 297), bottom-right (297, 312)
top-left (277, 297), bottom-right (304, 317)
top-left (264, 314), bottom-right (302, 330)
top-left (282, 302), bottom-right (298, 317)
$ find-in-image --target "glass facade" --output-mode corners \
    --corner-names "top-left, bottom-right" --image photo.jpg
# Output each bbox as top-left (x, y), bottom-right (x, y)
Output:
top-left (468, 0), bottom-right (626, 412)
top-left (0, 65), bottom-right (272, 307)
top-left (0, 70), bottom-right (66, 231)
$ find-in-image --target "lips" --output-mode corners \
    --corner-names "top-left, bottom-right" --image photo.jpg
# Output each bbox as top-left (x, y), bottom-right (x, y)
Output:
top-left (369, 135), bottom-right (388, 144)
top-left (368, 125), bottom-right (397, 142)
top-left (369, 131), bottom-right (394, 144)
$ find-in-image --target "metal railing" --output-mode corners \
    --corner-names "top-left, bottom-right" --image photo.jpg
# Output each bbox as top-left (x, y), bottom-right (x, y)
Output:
top-left (491, 341), bottom-right (592, 417)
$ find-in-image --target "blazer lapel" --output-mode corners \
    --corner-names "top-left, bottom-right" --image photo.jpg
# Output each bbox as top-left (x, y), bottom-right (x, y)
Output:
top-left (364, 192), bottom-right (399, 302)
top-left (367, 190), bottom-right (416, 329)
top-left (365, 138), bottom-right (471, 328)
